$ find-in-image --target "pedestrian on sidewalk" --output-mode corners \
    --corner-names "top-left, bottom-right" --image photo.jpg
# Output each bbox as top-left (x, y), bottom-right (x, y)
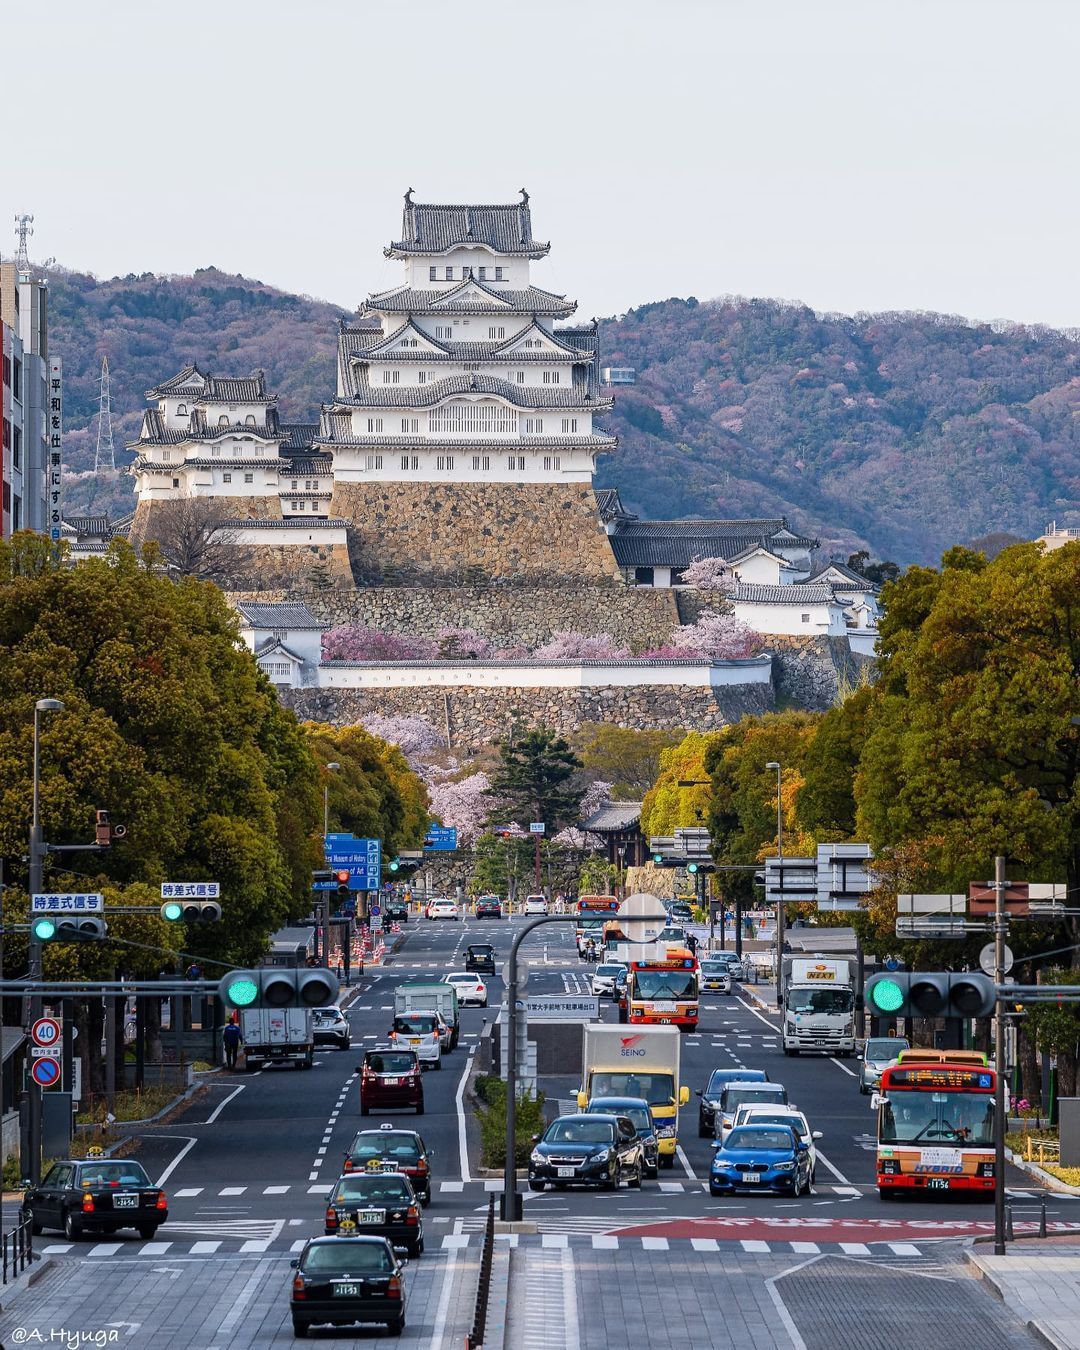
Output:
top-left (222, 1019), bottom-right (243, 1070)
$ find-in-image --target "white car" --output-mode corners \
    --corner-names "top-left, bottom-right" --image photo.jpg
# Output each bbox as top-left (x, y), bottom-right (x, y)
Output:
top-left (591, 964), bottom-right (627, 998)
top-left (524, 895), bottom-right (548, 916)
top-left (734, 1105), bottom-right (822, 1181)
top-left (445, 972), bottom-right (488, 1007)
top-left (426, 898), bottom-right (461, 920)
top-left (389, 1011), bottom-right (442, 1068)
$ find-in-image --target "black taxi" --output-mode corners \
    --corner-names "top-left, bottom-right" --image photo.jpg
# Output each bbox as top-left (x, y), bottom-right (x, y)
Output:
top-left (324, 1169), bottom-right (424, 1256)
top-left (343, 1125), bottom-right (433, 1205)
top-left (464, 943), bottom-right (497, 975)
top-left (22, 1158), bottom-right (168, 1241)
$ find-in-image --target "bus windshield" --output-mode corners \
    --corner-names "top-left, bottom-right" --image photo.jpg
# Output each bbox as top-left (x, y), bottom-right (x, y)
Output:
top-left (788, 988), bottom-right (853, 1015)
top-left (633, 970), bottom-right (697, 1000)
top-left (880, 1090), bottom-right (994, 1145)
top-left (590, 1072), bottom-right (675, 1108)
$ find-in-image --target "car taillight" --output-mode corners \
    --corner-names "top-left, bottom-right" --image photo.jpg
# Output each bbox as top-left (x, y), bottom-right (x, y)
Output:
top-left (406, 1205), bottom-right (419, 1226)
top-left (343, 1159), bottom-right (354, 1173)
top-left (325, 1208), bottom-right (338, 1228)
top-left (156, 1190), bottom-right (168, 1210)
top-left (82, 1192), bottom-right (95, 1213)
top-left (293, 1276), bottom-right (306, 1299)
top-left (387, 1275), bottom-right (402, 1299)
top-left (415, 1160), bottom-right (429, 1175)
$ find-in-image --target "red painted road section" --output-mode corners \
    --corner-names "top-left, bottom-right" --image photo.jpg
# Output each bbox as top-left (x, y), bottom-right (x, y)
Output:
top-left (607, 1216), bottom-right (1080, 1242)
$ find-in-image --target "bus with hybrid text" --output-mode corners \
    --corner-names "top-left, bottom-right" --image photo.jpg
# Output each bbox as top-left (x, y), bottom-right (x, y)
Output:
top-left (626, 950), bottom-right (700, 1030)
top-left (576, 896), bottom-right (620, 955)
top-left (874, 1060), bottom-right (996, 1199)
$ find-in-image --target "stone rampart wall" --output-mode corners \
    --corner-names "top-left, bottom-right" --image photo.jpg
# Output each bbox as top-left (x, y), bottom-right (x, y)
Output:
top-left (329, 482), bottom-right (620, 583)
top-left (769, 635), bottom-right (874, 711)
top-left (283, 680), bottom-right (773, 753)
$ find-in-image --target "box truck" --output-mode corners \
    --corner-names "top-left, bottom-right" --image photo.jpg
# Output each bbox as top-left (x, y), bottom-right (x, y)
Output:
top-left (240, 1008), bottom-right (314, 1070)
top-left (780, 955), bottom-right (856, 1056)
top-left (394, 982), bottom-right (460, 1050)
top-left (576, 1024), bottom-right (689, 1169)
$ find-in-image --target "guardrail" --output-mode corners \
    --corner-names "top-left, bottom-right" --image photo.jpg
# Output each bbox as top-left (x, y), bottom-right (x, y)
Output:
top-left (1006, 1198), bottom-right (1047, 1240)
top-left (465, 1195), bottom-right (496, 1350)
top-left (1025, 1136), bottom-right (1061, 1165)
top-left (2, 1214), bottom-right (33, 1284)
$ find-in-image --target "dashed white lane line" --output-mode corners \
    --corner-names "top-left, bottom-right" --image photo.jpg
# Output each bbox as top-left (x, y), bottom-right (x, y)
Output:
top-left (828, 1056), bottom-right (859, 1079)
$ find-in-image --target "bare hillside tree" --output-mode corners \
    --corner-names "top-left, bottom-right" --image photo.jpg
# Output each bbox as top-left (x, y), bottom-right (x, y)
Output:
top-left (145, 499), bottom-right (248, 580)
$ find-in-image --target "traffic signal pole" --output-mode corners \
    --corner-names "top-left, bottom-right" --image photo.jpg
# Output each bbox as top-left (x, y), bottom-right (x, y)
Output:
top-left (993, 853), bottom-right (1007, 1256)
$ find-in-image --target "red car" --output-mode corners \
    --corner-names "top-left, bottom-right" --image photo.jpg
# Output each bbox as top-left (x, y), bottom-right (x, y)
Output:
top-left (359, 1047), bottom-right (424, 1117)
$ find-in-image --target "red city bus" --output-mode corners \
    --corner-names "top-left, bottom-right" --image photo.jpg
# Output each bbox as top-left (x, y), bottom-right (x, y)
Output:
top-left (875, 1061), bottom-right (996, 1198)
top-left (576, 895), bottom-right (620, 955)
top-left (626, 950), bottom-right (700, 1030)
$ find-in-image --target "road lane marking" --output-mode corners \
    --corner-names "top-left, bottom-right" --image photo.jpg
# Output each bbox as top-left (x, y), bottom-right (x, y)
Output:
top-left (173, 1188), bottom-right (203, 1198)
top-left (641, 1236), bottom-right (669, 1250)
top-left (215, 1256), bottom-right (274, 1336)
top-left (690, 1237), bottom-right (719, 1251)
top-left (591, 1235), bottom-right (619, 1249)
top-left (454, 1038), bottom-right (474, 1183)
top-left (156, 1137), bottom-right (199, 1188)
top-left (888, 1242), bottom-right (922, 1255)
top-left (676, 1146), bottom-right (697, 1181)
top-left (790, 1242), bottom-right (820, 1254)
top-left (219, 1187), bottom-right (246, 1196)
top-left (205, 1085), bottom-right (246, 1124)
top-left (840, 1242), bottom-right (872, 1255)
top-left (137, 1242), bottom-right (172, 1255)
top-left (814, 1149), bottom-right (853, 1186)
top-left (764, 1255), bottom-right (818, 1350)
top-left (741, 1239), bottom-right (770, 1252)
top-left (828, 1056), bottom-right (858, 1078)
top-left (189, 1241), bottom-right (221, 1253)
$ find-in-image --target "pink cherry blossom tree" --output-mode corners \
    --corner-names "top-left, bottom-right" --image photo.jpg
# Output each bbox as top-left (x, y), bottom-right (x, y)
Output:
top-left (359, 714), bottom-right (442, 767)
top-left (670, 610), bottom-right (764, 660)
top-left (427, 772), bottom-right (493, 846)
top-left (555, 779), bottom-right (615, 848)
top-left (532, 631), bottom-right (632, 661)
top-left (436, 626), bottom-right (495, 659)
top-left (680, 556), bottom-right (735, 590)
top-left (322, 625), bottom-right (437, 662)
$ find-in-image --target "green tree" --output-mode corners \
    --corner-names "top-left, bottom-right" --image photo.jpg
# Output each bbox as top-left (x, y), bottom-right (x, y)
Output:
top-left (1021, 969), bottom-right (1080, 1098)
top-left (639, 731), bottom-right (718, 838)
top-left (579, 853), bottom-right (616, 894)
top-left (797, 686), bottom-right (873, 838)
top-left (304, 723), bottom-right (429, 853)
top-left (486, 725), bottom-right (584, 833)
top-left (577, 724), bottom-right (683, 798)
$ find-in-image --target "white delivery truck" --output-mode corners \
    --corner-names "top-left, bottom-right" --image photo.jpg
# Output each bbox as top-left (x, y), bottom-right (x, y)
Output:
top-left (780, 956), bottom-right (856, 1057)
top-left (240, 1008), bottom-right (314, 1070)
top-left (394, 982), bottom-right (460, 1050)
top-left (577, 1024), bottom-right (689, 1169)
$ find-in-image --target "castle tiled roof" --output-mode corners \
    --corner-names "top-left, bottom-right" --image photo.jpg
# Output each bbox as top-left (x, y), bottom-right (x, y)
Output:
top-left (804, 560), bottom-right (880, 591)
top-left (350, 318), bottom-right (585, 363)
top-left (594, 488), bottom-right (634, 523)
top-left (280, 424), bottom-right (320, 453)
top-left (583, 801), bottom-right (643, 833)
top-left (727, 582), bottom-right (838, 605)
top-left (62, 514), bottom-right (112, 538)
top-left (145, 363), bottom-right (207, 399)
top-left (188, 407), bottom-right (282, 440)
top-left (235, 600), bottom-right (325, 630)
top-left (337, 372), bottom-right (612, 413)
top-left (386, 193), bottom-right (549, 259)
top-left (145, 366), bottom-right (274, 403)
top-left (610, 532), bottom-right (776, 569)
top-left (363, 279), bottom-right (575, 318)
top-left (283, 454), bottom-right (333, 476)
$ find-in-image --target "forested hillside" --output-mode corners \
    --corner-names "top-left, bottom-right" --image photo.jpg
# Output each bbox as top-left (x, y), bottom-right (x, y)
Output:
top-left (48, 266), bottom-right (1080, 562)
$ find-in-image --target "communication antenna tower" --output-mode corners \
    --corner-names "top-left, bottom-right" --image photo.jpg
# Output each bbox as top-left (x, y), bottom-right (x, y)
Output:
top-left (13, 214), bottom-right (34, 269)
top-left (95, 356), bottom-right (116, 470)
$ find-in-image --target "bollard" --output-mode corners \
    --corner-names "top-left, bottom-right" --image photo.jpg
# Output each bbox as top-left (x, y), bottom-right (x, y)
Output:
top-left (1040, 1202), bottom-right (1047, 1238)
top-left (1005, 1204), bottom-right (1014, 1241)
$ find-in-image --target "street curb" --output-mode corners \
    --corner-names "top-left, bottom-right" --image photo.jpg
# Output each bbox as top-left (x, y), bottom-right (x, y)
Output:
top-left (965, 1250), bottom-right (1069, 1350)
top-left (1004, 1148), bottom-right (1080, 1196)
top-left (483, 1247), bottom-right (511, 1350)
top-left (0, 1255), bottom-right (55, 1309)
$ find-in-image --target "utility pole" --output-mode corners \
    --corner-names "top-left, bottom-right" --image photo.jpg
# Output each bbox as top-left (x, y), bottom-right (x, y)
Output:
top-left (993, 853), bottom-right (1007, 1255)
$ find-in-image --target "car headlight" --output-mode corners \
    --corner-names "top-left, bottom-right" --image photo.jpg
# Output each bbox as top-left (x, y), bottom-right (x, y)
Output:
top-left (530, 1150), bottom-right (545, 1165)
top-left (775, 1161), bottom-right (795, 1171)
top-left (592, 1148), bottom-right (612, 1163)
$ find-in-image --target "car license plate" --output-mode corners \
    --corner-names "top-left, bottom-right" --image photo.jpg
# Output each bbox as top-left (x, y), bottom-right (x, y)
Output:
top-left (557, 1166), bottom-right (575, 1178)
top-left (410, 1038), bottom-right (421, 1045)
top-left (740, 1172), bottom-right (760, 1184)
top-left (927, 1178), bottom-right (950, 1190)
top-left (360, 1209), bottom-right (386, 1224)
top-left (332, 1282), bottom-right (361, 1297)
top-left (113, 1193), bottom-right (139, 1208)
top-left (383, 1076), bottom-right (401, 1086)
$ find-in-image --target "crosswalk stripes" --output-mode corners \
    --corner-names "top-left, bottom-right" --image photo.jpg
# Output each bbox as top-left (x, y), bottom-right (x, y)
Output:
top-left (160, 1179), bottom-right (944, 1200)
top-left (30, 1232), bottom-right (946, 1259)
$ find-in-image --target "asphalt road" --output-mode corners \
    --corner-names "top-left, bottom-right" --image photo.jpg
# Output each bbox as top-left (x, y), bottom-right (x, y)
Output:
top-left (4, 912), bottom-right (1070, 1349)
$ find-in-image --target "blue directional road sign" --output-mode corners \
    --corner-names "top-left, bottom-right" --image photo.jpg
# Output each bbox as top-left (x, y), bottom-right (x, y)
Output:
top-left (324, 835), bottom-right (381, 891)
top-left (424, 826), bottom-right (458, 852)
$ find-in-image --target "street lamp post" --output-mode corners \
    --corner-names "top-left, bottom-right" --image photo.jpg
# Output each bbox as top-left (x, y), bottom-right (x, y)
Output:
top-left (27, 697), bottom-right (64, 1186)
top-left (765, 761), bottom-right (784, 1002)
top-left (319, 762), bottom-right (341, 965)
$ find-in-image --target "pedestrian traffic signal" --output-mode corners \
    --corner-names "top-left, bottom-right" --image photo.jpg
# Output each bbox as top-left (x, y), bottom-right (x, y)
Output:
top-left (218, 966), bottom-right (338, 1010)
top-left (33, 914), bottom-right (108, 942)
top-left (866, 971), bottom-right (996, 1019)
top-left (160, 900), bottom-right (222, 923)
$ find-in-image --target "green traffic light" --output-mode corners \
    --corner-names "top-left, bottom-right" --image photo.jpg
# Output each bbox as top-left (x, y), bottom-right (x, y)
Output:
top-left (870, 978), bottom-right (904, 1013)
top-left (162, 901), bottom-right (183, 922)
top-left (31, 917), bottom-right (56, 941)
top-left (653, 854), bottom-right (664, 865)
top-left (389, 860), bottom-right (400, 872)
top-left (226, 977), bottom-right (259, 1007)
top-left (687, 862), bottom-right (699, 874)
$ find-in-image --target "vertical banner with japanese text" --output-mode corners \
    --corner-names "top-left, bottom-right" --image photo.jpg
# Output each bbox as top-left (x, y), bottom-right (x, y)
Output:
top-left (48, 357), bottom-right (62, 542)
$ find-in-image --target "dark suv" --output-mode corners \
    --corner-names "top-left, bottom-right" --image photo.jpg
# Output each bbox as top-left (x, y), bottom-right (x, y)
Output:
top-left (384, 897), bottom-right (408, 924)
top-left (465, 944), bottom-right (497, 974)
top-left (343, 1126), bottom-right (433, 1205)
top-left (359, 1047), bottom-right (424, 1116)
top-left (528, 1113), bottom-right (644, 1192)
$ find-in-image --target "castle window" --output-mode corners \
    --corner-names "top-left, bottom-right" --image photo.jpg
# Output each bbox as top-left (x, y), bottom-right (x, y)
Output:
top-left (292, 480), bottom-right (298, 489)
top-left (437, 455), bottom-right (446, 470)
top-left (802, 613), bottom-right (811, 623)
top-left (495, 267), bottom-right (504, 280)
top-left (478, 267), bottom-right (486, 280)
top-left (365, 454), bottom-right (383, 470)
top-left (367, 418), bottom-right (384, 433)
top-left (524, 418), bottom-right (544, 433)
top-left (418, 370), bottom-right (427, 384)
top-left (543, 371), bottom-right (560, 385)
top-left (244, 473), bottom-right (254, 484)
top-left (218, 415), bottom-right (229, 426)
top-left (435, 326), bottom-right (451, 340)
top-left (445, 267), bottom-right (453, 281)
top-left (290, 500), bottom-right (298, 510)
top-left (223, 473), bottom-right (232, 483)
top-left (298, 499), bottom-right (305, 510)
top-left (429, 401), bottom-right (518, 436)
top-left (516, 371), bottom-right (525, 384)
top-left (177, 403), bottom-right (187, 415)
top-left (561, 418), bottom-right (578, 433)
top-left (488, 326), bottom-right (506, 340)
top-left (172, 477), bottom-right (180, 488)
top-left (245, 414), bottom-right (256, 426)
top-left (517, 456), bottom-right (525, 471)
top-left (544, 456), bottom-right (551, 471)
top-left (401, 417), bottom-right (419, 433)
top-left (429, 266), bottom-right (437, 281)
top-left (482, 455), bottom-right (490, 470)
top-left (472, 455), bottom-right (480, 470)
top-left (162, 450), bottom-right (172, 462)
top-left (401, 454), bottom-right (411, 470)
top-left (553, 455), bottom-right (561, 469)
top-left (410, 455), bottom-right (419, 469)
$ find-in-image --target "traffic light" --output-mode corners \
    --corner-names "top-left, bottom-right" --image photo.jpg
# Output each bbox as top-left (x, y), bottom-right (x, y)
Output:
top-left (161, 900), bottom-right (222, 923)
top-left (334, 869), bottom-right (351, 904)
top-left (218, 966), bottom-right (338, 1010)
top-left (33, 914), bottom-right (107, 941)
top-left (866, 972), bottom-right (996, 1019)
top-left (652, 853), bottom-right (679, 868)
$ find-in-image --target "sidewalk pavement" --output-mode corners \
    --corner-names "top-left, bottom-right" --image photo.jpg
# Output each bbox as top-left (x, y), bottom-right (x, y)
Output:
top-left (968, 1245), bottom-right (1080, 1349)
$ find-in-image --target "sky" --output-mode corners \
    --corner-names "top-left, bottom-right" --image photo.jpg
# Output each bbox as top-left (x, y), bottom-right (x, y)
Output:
top-left (6, 0), bottom-right (1079, 328)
